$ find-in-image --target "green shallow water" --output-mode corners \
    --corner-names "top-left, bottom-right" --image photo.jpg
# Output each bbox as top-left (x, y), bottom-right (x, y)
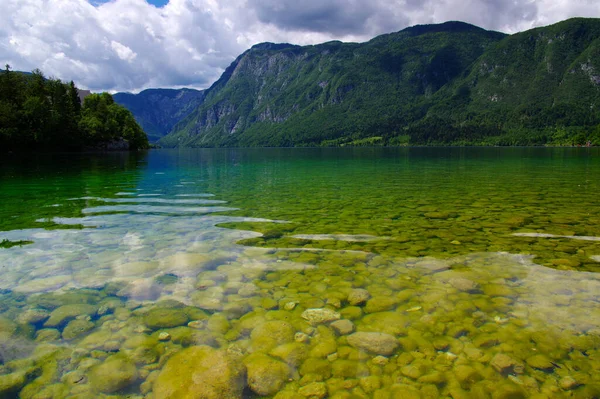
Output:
top-left (0, 147), bottom-right (599, 398)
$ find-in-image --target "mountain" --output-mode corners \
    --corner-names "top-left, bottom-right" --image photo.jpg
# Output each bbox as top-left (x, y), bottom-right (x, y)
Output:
top-left (159, 18), bottom-right (600, 147)
top-left (113, 88), bottom-right (205, 142)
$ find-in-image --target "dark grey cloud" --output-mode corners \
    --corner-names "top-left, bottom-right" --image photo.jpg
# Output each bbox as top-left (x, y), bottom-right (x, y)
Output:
top-left (248, 0), bottom-right (404, 36)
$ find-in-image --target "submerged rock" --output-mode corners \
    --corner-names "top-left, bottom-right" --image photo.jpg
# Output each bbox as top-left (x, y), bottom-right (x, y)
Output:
top-left (346, 332), bottom-right (399, 355)
top-left (17, 309), bottom-right (50, 325)
top-left (143, 308), bottom-right (189, 329)
top-left (491, 353), bottom-right (524, 375)
top-left (526, 354), bottom-right (555, 371)
top-left (153, 346), bottom-right (245, 399)
top-left (301, 308), bottom-right (340, 325)
top-left (88, 353), bottom-right (138, 393)
top-left (62, 319), bottom-right (95, 340)
top-left (244, 353), bottom-right (290, 396)
top-left (347, 289), bottom-right (370, 306)
top-left (330, 319), bottom-right (355, 335)
top-left (44, 304), bottom-right (97, 328)
top-left (251, 321), bottom-right (295, 352)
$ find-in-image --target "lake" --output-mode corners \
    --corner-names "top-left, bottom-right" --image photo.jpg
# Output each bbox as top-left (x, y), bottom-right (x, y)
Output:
top-left (0, 147), bottom-right (599, 398)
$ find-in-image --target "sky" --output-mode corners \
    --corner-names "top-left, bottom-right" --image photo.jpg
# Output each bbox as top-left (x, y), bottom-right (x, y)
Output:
top-left (1, 0), bottom-right (599, 93)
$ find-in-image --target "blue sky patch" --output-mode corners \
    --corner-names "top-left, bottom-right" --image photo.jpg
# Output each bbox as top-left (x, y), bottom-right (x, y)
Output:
top-left (90, 0), bottom-right (169, 7)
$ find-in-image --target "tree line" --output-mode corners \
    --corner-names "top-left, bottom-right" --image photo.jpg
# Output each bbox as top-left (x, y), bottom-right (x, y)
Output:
top-left (0, 65), bottom-right (148, 151)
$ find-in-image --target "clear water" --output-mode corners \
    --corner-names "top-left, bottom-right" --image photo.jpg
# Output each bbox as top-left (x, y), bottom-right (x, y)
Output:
top-left (0, 148), bottom-right (599, 398)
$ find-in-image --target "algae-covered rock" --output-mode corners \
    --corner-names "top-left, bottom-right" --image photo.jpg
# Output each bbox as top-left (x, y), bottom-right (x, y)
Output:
top-left (35, 329), bottom-right (61, 342)
top-left (44, 304), bottom-right (97, 328)
top-left (299, 358), bottom-right (332, 378)
top-left (454, 364), bottom-right (482, 390)
top-left (0, 369), bottom-right (37, 397)
top-left (364, 297), bottom-right (399, 313)
top-left (339, 306), bottom-right (363, 320)
top-left (274, 391), bottom-right (304, 399)
top-left (298, 381), bottom-right (327, 398)
top-left (347, 332), bottom-right (398, 355)
top-left (245, 353), bottom-right (290, 396)
top-left (358, 312), bottom-right (408, 336)
top-left (269, 342), bottom-right (309, 368)
top-left (301, 308), bottom-right (340, 325)
top-left (88, 353), bottom-right (138, 393)
top-left (168, 326), bottom-right (218, 347)
top-left (347, 289), bottom-right (370, 306)
top-left (62, 319), bottom-right (95, 340)
top-left (491, 381), bottom-right (526, 399)
top-left (153, 346), bottom-right (245, 399)
top-left (17, 309), bottom-right (50, 325)
top-left (491, 353), bottom-right (524, 375)
top-left (250, 321), bottom-right (295, 352)
top-left (331, 319), bottom-right (355, 335)
top-left (526, 354), bottom-right (555, 371)
top-left (309, 325), bottom-right (338, 358)
top-left (122, 335), bottom-right (161, 365)
top-left (143, 308), bottom-right (189, 329)
top-left (331, 359), bottom-right (369, 378)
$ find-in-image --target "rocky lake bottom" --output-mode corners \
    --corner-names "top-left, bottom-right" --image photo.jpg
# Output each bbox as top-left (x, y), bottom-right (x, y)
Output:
top-left (0, 147), bottom-right (599, 398)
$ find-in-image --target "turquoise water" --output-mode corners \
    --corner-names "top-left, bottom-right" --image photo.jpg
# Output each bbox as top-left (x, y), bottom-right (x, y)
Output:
top-left (0, 148), bottom-right (599, 398)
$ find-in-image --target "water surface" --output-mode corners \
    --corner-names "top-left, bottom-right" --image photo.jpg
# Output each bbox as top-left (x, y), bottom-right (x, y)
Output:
top-left (0, 148), bottom-right (599, 398)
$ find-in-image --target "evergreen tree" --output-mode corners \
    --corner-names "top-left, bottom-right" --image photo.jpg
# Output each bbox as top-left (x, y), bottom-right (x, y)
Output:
top-left (0, 67), bottom-right (148, 151)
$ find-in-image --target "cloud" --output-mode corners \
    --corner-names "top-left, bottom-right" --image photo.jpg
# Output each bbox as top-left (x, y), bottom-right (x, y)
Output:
top-left (0, 0), bottom-right (599, 92)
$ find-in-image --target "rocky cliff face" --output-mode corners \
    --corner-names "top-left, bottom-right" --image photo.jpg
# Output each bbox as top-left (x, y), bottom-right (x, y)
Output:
top-left (159, 18), bottom-right (600, 147)
top-left (113, 88), bottom-right (205, 142)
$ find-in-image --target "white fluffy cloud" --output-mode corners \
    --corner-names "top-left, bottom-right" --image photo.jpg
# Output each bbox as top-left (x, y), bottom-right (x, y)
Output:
top-left (0, 0), bottom-right (599, 92)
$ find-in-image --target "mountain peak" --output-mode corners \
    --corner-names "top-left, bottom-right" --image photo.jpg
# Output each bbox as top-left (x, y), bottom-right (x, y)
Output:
top-left (401, 21), bottom-right (505, 37)
top-left (250, 42), bottom-right (300, 52)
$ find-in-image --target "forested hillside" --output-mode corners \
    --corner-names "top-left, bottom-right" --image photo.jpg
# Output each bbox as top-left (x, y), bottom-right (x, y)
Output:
top-left (0, 67), bottom-right (148, 151)
top-left (158, 18), bottom-right (600, 147)
top-left (113, 88), bottom-right (205, 142)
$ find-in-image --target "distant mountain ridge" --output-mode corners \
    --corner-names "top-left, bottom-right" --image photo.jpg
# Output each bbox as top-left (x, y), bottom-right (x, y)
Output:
top-left (150, 18), bottom-right (600, 147)
top-left (113, 88), bottom-right (205, 142)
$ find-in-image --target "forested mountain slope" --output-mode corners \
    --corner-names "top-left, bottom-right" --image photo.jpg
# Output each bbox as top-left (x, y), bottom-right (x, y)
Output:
top-left (113, 88), bottom-right (205, 142)
top-left (159, 18), bottom-right (600, 147)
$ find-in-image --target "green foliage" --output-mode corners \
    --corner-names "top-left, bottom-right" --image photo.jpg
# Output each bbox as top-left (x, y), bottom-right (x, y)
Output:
top-left (0, 239), bottom-right (33, 249)
top-left (0, 66), bottom-right (148, 151)
top-left (159, 18), bottom-right (600, 148)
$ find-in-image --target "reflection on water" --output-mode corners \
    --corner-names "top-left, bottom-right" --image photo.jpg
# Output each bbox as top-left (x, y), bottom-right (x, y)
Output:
top-left (0, 148), bottom-right (599, 398)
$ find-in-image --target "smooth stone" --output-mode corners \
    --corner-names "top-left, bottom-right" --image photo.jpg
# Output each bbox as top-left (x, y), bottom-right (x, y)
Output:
top-left (251, 321), bottom-right (295, 352)
top-left (330, 319), bottom-right (355, 335)
top-left (62, 319), bottom-right (95, 340)
top-left (298, 382), bottom-right (327, 398)
top-left (491, 353), bottom-right (524, 375)
top-left (0, 370), bottom-right (35, 396)
top-left (15, 275), bottom-right (72, 293)
top-left (358, 312), bottom-right (408, 335)
top-left (346, 332), bottom-right (398, 356)
top-left (454, 364), bottom-right (483, 389)
top-left (559, 376), bottom-right (579, 390)
top-left (143, 308), bottom-right (189, 329)
top-left (158, 332), bottom-right (171, 341)
top-left (153, 346), bottom-right (245, 399)
top-left (347, 289), bottom-right (370, 306)
top-left (244, 353), bottom-right (290, 396)
top-left (17, 309), bottom-right (50, 325)
top-left (44, 304), bottom-right (97, 328)
top-left (301, 308), bottom-right (341, 325)
top-left (88, 354), bottom-right (138, 393)
top-left (364, 297), bottom-right (398, 313)
top-left (526, 354), bottom-right (554, 371)
top-left (269, 343), bottom-right (309, 368)
top-left (35, 329), bottom-right (61, 342)
top-left (448, 277), bottom-right (479, 292)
